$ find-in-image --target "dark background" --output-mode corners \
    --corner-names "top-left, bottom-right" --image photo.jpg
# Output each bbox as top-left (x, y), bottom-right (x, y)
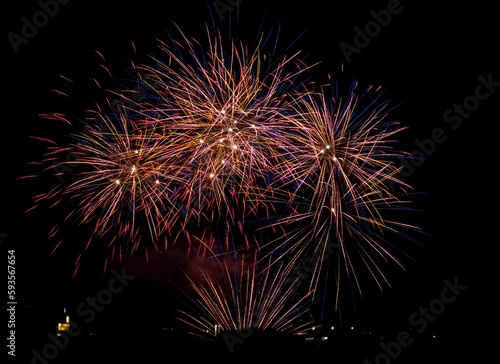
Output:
top-left (2, 0), bottom-right (498, 363)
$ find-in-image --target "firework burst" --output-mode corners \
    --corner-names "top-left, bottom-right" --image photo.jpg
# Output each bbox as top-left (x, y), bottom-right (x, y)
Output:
top-left (258, 79), bottom-right (424, 309)
top-left (173, 241), bottom-right (318, 340)
top-left (25, 90), bottom-right (197, 274)
top-left (134, 23), bottom-right (315, 250)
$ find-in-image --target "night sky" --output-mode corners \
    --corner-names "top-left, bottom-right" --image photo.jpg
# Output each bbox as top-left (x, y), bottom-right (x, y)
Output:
top-left (2, 1), bottom-right (498, 363)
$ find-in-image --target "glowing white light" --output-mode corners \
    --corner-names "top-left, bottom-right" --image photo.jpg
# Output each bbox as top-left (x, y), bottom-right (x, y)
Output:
top-left (115, 180), bottom-right (120, 184)
top-left (209, 173), bottom-right (215, 178)
top-left (131, 165), bottom-right (136, 172)
top-left (134, 150), bottom-right (139, 154)
top-left (332, 156), bottom-right (337, 161)
top-left (155, 179), bottom-right (160, 184)
top-left (326, 145), bottom-right (330, 149)
top-left (232, 144), bottom-right (238, 149)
